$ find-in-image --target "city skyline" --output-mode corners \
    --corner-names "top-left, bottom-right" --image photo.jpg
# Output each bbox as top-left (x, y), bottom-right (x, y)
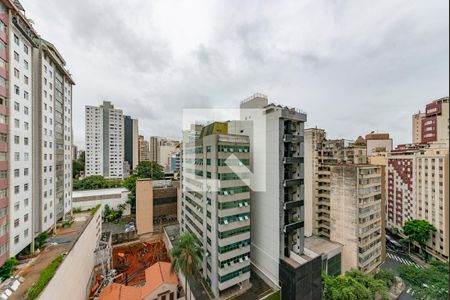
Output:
top-left (20, 0), bottom-right (449, 147)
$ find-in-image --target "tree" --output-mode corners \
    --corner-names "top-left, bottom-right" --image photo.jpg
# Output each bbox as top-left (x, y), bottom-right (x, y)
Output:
top-left (398, 260), bottom-right (448, 300)
top-left (0, 257), bottom-right (18, 280)
top-left (322, 270), bottom-right (389, 300)
top-left (170, 232), bottom-right (202, 300)
top-left (402, 219), bottom-right (436, 259)
top-left (135, 161), bottom-right (164, 179)
top-left (103, 204), bottom-right (123, 223)
top-left (374, 269), bottom-right (396, 288)
top-left (73, 175), bottom-right (122, 191)
top-left (72, 160), bottom-right (84, 179)
top-left (123, 161), bottom-right (164, 211)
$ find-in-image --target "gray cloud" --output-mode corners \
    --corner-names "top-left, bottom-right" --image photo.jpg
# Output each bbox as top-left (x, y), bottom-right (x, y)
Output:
top-left (21, 0), bottom-right (449, 147)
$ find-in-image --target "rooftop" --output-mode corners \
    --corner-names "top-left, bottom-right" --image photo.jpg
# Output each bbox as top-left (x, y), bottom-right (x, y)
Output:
top-left (98, 262), bottom-right (178, 300)
top-left (72, 187), bottom-right (128, 197)
top-left (305, 236), bottom-right (342, 258)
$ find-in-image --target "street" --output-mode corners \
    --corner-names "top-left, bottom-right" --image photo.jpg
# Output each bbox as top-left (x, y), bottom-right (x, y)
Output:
top-left (381, 249), bottom-right (425, 300)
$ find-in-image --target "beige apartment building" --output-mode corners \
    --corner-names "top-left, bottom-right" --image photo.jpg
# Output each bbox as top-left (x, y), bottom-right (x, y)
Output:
top-left (330, 164), bottom-right (385, 274)
top-left (305, 129), bottom-right (385, 274)
top-left (415, 143), bottom-right (449, 260)
top-left (138, 135), bottom-right (150, 162)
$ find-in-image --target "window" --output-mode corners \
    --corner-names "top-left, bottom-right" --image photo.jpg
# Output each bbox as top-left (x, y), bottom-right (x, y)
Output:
top-left (14, 101), bottom-right (19, 111)
top-left (14, 152), bottom-right (19, 161)
top-left (14, 68), bottom-right (19, 78)
top-left (14, 119), bottom-right (19, 128)
top-left (24, 122), bottom-right (29, 130)
top-left (14, 85), bottom-right (20, 95)
top-left (14, 202), bottom-right (19, 211)
top-left (24, 214), bottom-right (29, 222)
top-left (24, 106), bottom-right (29, 115)
top-left (14, 51), bottom-right (19, 61)
top-left (14, 235), bottom-right (19, 244)
top-left (24, 183), bottom-right (28, 191)
top-left (24, 75), bottom-right (28, 85)
top-left (23, 44), bottom-right (28, 54)
top-left (24, 168), bottom-right (28, 176)
top-left (24, 60), bottom-right (28, 70)
top-left (24, 91), bottom-right (29, 100)
top-left (14, 169), bottom-right (19, 177)
top-left (24, 137), bottom-right (28, 145)
top-left (14, 34), bottom-right (19, 45)
top-left (14, 135), bottom-right (19, 144)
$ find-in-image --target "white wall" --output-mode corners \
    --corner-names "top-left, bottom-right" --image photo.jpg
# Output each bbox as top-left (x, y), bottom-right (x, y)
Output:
top-left (39, 209), bottom-right (102, 300)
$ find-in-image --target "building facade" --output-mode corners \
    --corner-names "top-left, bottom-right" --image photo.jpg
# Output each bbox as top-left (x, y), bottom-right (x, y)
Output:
top-left (365, 133), bottom-right (393, 156)
top-left (138, 135), bottom-right (150, 162)
top-left (123, 115), bottom-right (138, 172)
top-left (330, 164), bottom-right (385, 274)
top-left (412, 97), bottom-right (449, 144)
top-left (0, 0), bottom-right (73, 265)
top-left (236, 94), bottom-right (322, 300)
top-left (85, 101), bottom-right (124, 179)
top-left (181, 122), bottom-right (251, 298)
top-left (387, 142), bottom-right (449, 261)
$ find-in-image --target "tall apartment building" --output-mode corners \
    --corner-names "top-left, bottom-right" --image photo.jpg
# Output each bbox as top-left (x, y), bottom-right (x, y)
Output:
top-left (85, 101), bottom-right (124, 179)
top-left (386, 144), bottom-right (423, 230)
top-left (412, 97), bottom-right (449, 144)
top-left (304, 129), bottom-right (368, 239)
top-left (124, 115), bottom-right (138, 172)
top-left (138, 135), bottom-right (150, 162)
top-left (159, 139), bottom-right (179, 171)
top-left (181, 122), bottom-right (251, 298)
top-left (412, 112), bottom-right (426, 144)
top-left (304, 129), bottom-right (385, 274)
top-left (0, 0), bottom-right (74, 265)
top-left (415, 143), bottom-right (449, 260)
top-left (330, 164), bottom-right (385, 274)
top-left (236, 94), bottom-right (322, 300)
top-left (387, 142), bottom-right (449, 260)
top-left (149, 136), bottom-right (159, 162)
top-left (32, 39), bottom-right (74, 238)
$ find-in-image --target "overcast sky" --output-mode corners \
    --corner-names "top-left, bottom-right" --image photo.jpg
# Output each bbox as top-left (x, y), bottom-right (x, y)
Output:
top-left (21, 0), bottom-right (449, 148)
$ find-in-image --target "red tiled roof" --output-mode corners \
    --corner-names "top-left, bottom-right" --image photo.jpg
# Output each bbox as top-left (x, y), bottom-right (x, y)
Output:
top-left (99, 262), bottom-right (178, 300)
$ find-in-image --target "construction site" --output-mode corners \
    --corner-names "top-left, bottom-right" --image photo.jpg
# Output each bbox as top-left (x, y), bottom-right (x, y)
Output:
top-left (89, 232), bottom-right (173, 299)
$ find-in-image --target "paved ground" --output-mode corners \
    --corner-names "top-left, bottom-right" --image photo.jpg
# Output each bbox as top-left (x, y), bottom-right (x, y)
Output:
top-left (8, 213), bottom-right (90, 300)
top-left (381, 249), bottom-right (426, 300)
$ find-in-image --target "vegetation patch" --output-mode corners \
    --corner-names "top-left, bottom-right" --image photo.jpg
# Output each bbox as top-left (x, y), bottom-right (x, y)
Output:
top-left (0, 257), bottom-right (18, 281)
top-left (399, 260), bottom-right (448, 300)
top-left (322, 269), bottom-right (391, 300)
top-left (26, 255), bottom-right (64, 300)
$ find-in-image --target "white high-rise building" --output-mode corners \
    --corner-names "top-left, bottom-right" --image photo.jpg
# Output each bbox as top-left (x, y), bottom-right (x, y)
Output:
top-left (8, 9), bottom-right (35, 257)
top-left (32, 39), bottom-right (75, 236)
top-left (0, 0), bottom-right (74, 264)
top-left (85, 101), bottom-right (124, 179)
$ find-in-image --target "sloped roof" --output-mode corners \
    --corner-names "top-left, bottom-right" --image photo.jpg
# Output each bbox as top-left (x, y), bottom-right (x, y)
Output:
top-left (99, 262), bottom-right (178, 300)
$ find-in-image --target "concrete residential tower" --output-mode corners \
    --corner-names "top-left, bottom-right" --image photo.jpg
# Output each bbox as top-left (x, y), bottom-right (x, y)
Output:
top-left (235, 94), bottom-right (322, 300)
top-left (85, 101), bottom-right (124, 179)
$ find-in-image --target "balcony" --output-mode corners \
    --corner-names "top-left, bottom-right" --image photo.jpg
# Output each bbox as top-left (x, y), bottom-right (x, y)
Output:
top-left (284, 200), bottom-right (304, 210)
top-left (283, 134), bottom-right (304, 143)
top-left (284, 220), bottom-right (304, 233)
top-left (283, 156), bottom-right (304, 164)
top-left (283, 178), bottom-right (303, 187)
